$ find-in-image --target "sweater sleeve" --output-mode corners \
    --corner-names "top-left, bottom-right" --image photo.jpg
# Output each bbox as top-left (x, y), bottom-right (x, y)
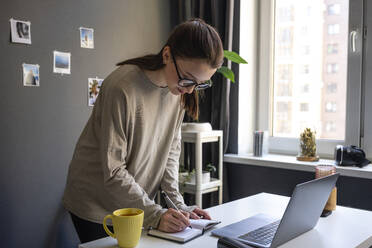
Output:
top-left (160, 120), bottom-right (197, 213)
top-left (100, 85), bottom-right (166, 229)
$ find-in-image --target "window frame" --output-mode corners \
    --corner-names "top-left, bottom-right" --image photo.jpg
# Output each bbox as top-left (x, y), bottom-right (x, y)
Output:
top-left (255, 0), bottom-right (364, 157)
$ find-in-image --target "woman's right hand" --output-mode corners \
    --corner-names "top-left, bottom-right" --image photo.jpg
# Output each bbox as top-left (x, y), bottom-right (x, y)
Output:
top-left (158, 208), bottom-right (191, 233)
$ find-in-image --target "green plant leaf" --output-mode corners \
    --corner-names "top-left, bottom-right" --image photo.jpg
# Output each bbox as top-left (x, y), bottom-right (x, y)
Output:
top-left (206, 163), bottom-right (217, 173)
top-left (217, 66), bottom-right (235, 83)
top-left (224, 50), bottom-right (248, 64)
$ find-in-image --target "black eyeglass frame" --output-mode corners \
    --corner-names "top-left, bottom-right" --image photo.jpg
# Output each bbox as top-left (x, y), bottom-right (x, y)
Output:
top-left (171, 53), bottom-right (212, 91)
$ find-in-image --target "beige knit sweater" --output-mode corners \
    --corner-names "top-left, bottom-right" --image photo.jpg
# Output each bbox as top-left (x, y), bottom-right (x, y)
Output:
top-left (63, 65), bottom-right (194, 229)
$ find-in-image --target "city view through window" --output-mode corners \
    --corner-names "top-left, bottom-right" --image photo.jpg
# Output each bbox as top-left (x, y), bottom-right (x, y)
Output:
top-left (273, 0), bottom-right (348, 140)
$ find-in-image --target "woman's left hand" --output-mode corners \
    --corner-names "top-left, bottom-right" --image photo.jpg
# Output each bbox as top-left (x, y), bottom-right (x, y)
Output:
top-left (189, 207), bottom-right (211, 220)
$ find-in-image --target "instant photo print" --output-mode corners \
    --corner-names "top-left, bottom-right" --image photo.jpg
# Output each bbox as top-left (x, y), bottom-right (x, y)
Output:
top-left (88, 77), bottom-right (103, 106)
top-left (10, 18), bottom-right (31, 44)
top-left (23, 63), bottom-right (40, 87)
top-left (79, 27), bottom-right (94, 49)
top-left (53, 51), bottom-right (71, 74)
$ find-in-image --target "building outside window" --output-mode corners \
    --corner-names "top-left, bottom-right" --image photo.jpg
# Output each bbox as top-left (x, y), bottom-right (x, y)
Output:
top-left (239, 0), bottom-right (362, 156)
top-left (272, 1), bottom-right (346, 139)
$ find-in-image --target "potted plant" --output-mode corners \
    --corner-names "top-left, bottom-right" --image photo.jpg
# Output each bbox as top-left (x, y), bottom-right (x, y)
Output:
top-left (183, 50), bottom-right (247, 127)
top-left (205, 163), bottom-right (217, 179)
top-left (179, 169), bottom-right (211, 185)
top-left (217, 50), bottom-right (248, 83)
top-left (296, 128), bottom-right (319, 161)
top-left (179, 163), bottom-right (217, 186)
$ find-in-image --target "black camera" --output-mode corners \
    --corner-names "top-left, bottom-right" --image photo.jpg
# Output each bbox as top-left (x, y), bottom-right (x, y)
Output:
top-left (334, 145), bottom-right (370, 168)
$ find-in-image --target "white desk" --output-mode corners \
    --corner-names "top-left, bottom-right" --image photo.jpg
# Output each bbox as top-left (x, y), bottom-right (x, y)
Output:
top-left (79, 193), bottom-right (372, 248)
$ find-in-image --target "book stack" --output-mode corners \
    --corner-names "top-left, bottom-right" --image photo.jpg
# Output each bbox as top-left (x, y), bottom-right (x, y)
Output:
top-left (253, 131), bottom-right (268, 157)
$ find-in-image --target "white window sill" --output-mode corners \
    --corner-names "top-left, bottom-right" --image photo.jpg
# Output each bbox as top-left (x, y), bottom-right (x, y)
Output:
top-left (224, 153), bottom-right (372, 180)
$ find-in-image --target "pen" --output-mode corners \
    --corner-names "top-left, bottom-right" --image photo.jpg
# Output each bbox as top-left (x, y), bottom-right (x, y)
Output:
top-left (161, 190), bottom-right (192, 229)
top-left (161, 190), bottom-right (179, 210)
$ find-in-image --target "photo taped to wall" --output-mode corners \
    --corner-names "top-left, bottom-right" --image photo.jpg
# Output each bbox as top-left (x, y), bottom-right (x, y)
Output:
top-left (53, 51), bottom-right (71, 74)
top-left (79, 27), bottom-right (94, 49)
top-left (23, 63), bottom-right (40, 87)
top-left (88, 77), bottom-right (103, 106)
top-left (10, 18), bottom-right (31, 44)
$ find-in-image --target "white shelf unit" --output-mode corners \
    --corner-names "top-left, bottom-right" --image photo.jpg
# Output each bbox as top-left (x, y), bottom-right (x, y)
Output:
top-left (180, 130), bottom-right (223, 208)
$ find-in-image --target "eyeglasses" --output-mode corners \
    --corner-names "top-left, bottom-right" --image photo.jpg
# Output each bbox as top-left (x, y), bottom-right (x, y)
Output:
top-left (171, 53), bottom-right (212, 91)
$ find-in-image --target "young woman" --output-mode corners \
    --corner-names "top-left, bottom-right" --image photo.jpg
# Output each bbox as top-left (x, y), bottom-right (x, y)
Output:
top-left (63, 18), bottom-right (224, 243)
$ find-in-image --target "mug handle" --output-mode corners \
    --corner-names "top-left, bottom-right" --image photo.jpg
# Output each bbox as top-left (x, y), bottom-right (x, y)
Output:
top-left (103, 214), bottom-right (115, 238)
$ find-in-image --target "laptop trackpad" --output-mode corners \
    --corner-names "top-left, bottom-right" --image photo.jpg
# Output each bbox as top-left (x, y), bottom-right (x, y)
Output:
top-left (211, 213), bottom-right (277, 238)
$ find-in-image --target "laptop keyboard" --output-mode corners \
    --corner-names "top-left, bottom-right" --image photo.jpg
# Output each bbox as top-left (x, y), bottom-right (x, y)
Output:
top-left (238, 220), bottom-right (280, 246)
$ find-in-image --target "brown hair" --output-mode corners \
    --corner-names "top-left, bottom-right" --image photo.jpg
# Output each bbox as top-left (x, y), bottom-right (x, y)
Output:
top-left (117, 18), bottom-right (224, 120)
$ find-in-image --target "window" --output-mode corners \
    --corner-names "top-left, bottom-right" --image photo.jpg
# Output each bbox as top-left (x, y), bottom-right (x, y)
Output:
top-left (239, 0), bottom-right (363, 156)
top-left (277, 64), bottom-right (293, 81)
top-left (328, 4), bottom-right (341, 15)
top-left (300, 26), bottom-right (308, 35)
top-left (327, 63), bottom-right (339, 74)
top-left (277, 102), bottom-right (289, 112)
top-left (278, 27), bottom-right (293, 43)
top-left (275, 102), bottom-right (292, 134)
top-left (301, 83), bottom-right (310, 93)
top-left (326, 83), bottom-right (337, 93)
top-left (302, 45), bottom-right (310, 55)
top-left (301, 65), bottom-right (309, 74)
top-left (278, 46), bottom-right (292, 56)
top-left (327, 44), bottom-right (338, 54)
top-left (328, 24), bottom-right (340, 35)
top-left (325, 121), bottom-right (337, 132)
top-left (277, 83), bottom-right (292, 96)
top-left (300, 103), bottom-right (309, 112)
top-left (277, 6), bottom-right (294, 22)
top-left (325, 102), bottom-right (337, 112)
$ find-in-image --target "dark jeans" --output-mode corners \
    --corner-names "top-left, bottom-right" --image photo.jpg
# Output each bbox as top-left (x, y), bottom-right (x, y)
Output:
top-left (70, 212), bottom-right (113, 244)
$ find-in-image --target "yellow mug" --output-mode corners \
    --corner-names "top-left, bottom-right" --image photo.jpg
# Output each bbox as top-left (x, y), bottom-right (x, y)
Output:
top-left (103, 208), bottom-right (144, 248)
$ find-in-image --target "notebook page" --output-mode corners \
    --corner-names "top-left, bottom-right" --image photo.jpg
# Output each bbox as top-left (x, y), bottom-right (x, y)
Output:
top-left (190, 219), bottom-right (221, 230)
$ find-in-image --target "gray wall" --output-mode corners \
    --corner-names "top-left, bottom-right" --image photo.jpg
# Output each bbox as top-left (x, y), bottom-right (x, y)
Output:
top-left (0, 1), bottom-right (170, 247)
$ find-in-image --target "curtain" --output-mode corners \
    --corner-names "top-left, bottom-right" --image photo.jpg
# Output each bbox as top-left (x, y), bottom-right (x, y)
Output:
top-left (171, 0), bottom-right (240, 204)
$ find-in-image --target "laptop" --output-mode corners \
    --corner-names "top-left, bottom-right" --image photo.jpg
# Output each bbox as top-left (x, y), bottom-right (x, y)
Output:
top-left (212, 173), bottom-right (339, 248)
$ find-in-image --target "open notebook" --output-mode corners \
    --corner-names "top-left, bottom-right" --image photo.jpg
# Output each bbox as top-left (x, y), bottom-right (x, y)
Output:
top-left (148, 219), bottom-right (221, 243)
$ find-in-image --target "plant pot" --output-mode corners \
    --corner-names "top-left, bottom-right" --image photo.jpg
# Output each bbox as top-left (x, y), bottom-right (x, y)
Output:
top-left (181, 122), bottom-right (212, 132)
top-left (179, 171), bottom-right (210, 185)
top-left (296, 155), bottom-right (319, 162)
